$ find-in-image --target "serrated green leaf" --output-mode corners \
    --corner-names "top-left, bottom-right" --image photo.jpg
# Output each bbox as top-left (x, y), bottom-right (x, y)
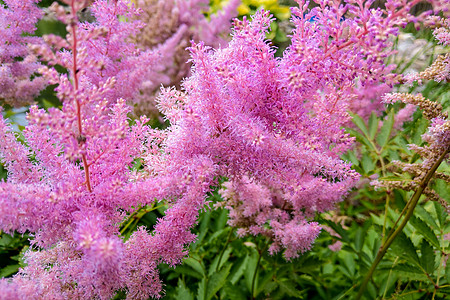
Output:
top-left (361, 153), bottom-right (375, 174)
top-left (390, 264), bottom-right (428, 281)
top-left (244, 249), bottom-right (259, 292)
top-left (223, 282), bottom-right (247, 300)
top-left (411, 116), bottom-right (429, 145)
top-left (0, 264), bottom-right (19, 278)
top-left (192, 212), bottom-right (211, 250)
top-left (208, 247), bottom-right (231, 276)
top-left (174, 266), bottom-right (204, 279)
top-left (368, 112), bottom-right (378, 140)
top-left (338, 251), bottom-right (356, 278)
top-left (351, 113), bottom-right (369, 137)
top-left (446, 260), bottom-right (450, 283)
top-left (367, 281), bottom-right (377, 299)
top-left (433, 202), bottom-right (446, 229)
top-left (381, 263), bottom-right (422, 274)
top-left (419, 240), bottom-right (435, 274)
top-left (346, 128), bottom-right (373, 150)
top-left (342, 150), bottom-right (359, 166)
top-left (294, 257), bottom-right (322, 273)
top-left (415, 205), bottom-right (439, 230)
top-left (435, 179), bottom-right (450, 203)
top-left (376, 110), bottom-right (394, 148)
top-left (206, 228), bottom-right (227, 244)
top-left (205, 263), bottom-right (231, 300)
top-left (175, 279), bottom-right (194, 300)
top-left (197, 277), bottom-right (207, 300)
top-left (0, 234), bottom-right (13, 247)
top-left (410, 216), bottom-right (440, 248)
top-left (278, 280), bottom-right (303, 298)
top-left (354, 226), bottom-right (364, 253)
top-left (391, 232), bottom-right (420, 265)
top-left (229, 256), bottom-right (248, 285)
top-left (263, 281), bottom-right (278, 295)
top-left (255, 269), bottom-right (276, 297)
top-left (387, 149), bottom-right (400, 161)
top-left (184, 258), bottom-right (205, 277)
top-left (213, 209), bottom-right (229, 231)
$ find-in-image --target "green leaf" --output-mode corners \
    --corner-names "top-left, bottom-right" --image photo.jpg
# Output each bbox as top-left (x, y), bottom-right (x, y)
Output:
top-left (223, 282), bottom-right (247, 300)
top-left (414, 205), bottom-right (439, 230)
top-left (434, 179), bottom-right (450, 205)
top-left (389, 264), bottom-right (428, 281)
top-left (212, 209), bottom-right (229, 231)
top-left (205, 264), bottom-right (232, 300)
top-left (351, 113), bottom-right (369, 137)
top-left (446, 259), bottom-right (450, 284)
top-left (184, 257), bottom-right (205, 277)
top-left (391, 232), bottom-right (420, 265)
top-left (174, 266), bottom-right (204, 280)
top-left (263, 281), bottom-right (278, 295)
top-left (433, 202), bottom-right (446, 229)
top-left (411, 116), bottom-right (429, 145)
top-left (294, 256), bottom-right (322, 273)
top-left (376, 110), bottom-right (395, 148)
top-left (338, 251), bottom-right (356, 278)
top-left (361, 153), bottom-right (376, 174)
top-left (229, 256), bottom-right (248, 285)
top-left (368, 112), bottom-right (378, 140)
top-left (419, 239), bottom-right (435, 274)
top-left (342, 150), bottom-right (359, 166)
top-left (192, 211), bottom-right (211, 250)
top-left (354, 227), bottom-right (364, 253)
top-left (278, 280), bottom-right (304, 299)
top-left (0, 264), bottom-right (19, 278)
top-left (197, 277), bottom-right (207, 300)
top-left (255, 269), bottom-right (276, 297)
top-left (410, 216), bottom-right (440, 249)
top-left (346, 128), bottom-right (373, 150)
top-left (208, 247), bottom-right (232, 276)
top-left (244, 249), bottom-right (259, 292)
top-left (175, 279), bottom-right (194, 300)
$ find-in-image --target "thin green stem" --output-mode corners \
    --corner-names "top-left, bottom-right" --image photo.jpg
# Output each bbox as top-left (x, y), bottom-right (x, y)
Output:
top-left (382, 256), bottom-right (399, 299)
top-left (381, 191), bottom-right (391, 244)
top-left (432, 227), bottom-right (446, 300)
top-left (336, 284), bottom-right (358, 300)
top-left (385, 195), bottom-right (411, 239)
top-left (252, 244), bottom-right (266, 300)
top-left (216, 229), bottom-right (233, 272)
top-left (120, 202), bottom-right (164, 235)
top-left (356, 148), bottom-right (449, 299)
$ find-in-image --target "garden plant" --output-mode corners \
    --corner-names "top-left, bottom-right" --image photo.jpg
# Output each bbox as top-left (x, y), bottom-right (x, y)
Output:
top-left (0, 0), bottom-right (449, 299)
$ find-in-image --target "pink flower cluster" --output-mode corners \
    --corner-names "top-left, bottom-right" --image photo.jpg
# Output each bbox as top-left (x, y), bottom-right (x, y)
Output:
top-left (214, 0), bottom-right (432, 259)
top-left (0, 0), bottom-right (442, 298)
top-left (0, 0), bottom-right (46, 106)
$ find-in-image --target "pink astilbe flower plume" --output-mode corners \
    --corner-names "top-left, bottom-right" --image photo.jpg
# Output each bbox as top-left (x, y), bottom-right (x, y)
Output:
top-left (0, 0), bottom-right (46, 106)
top-left (0, 0), bottom-right (164, 298)
top-left (157, 8), bottom-right (362, 260)
top-left (202, 0), bottom-right (430, 259)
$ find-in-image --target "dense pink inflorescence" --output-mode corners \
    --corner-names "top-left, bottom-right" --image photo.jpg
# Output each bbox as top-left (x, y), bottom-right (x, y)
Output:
top-left (0, 0), bottom-right (46, 106)
top-left (159, 7), bottom-right (366, 259)
top-left (0, 0), bottom-right (164, 298)
top-left (211, 0), bottom-right (430, 259)
top-left (0, 0), bottom-right (441, 298)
